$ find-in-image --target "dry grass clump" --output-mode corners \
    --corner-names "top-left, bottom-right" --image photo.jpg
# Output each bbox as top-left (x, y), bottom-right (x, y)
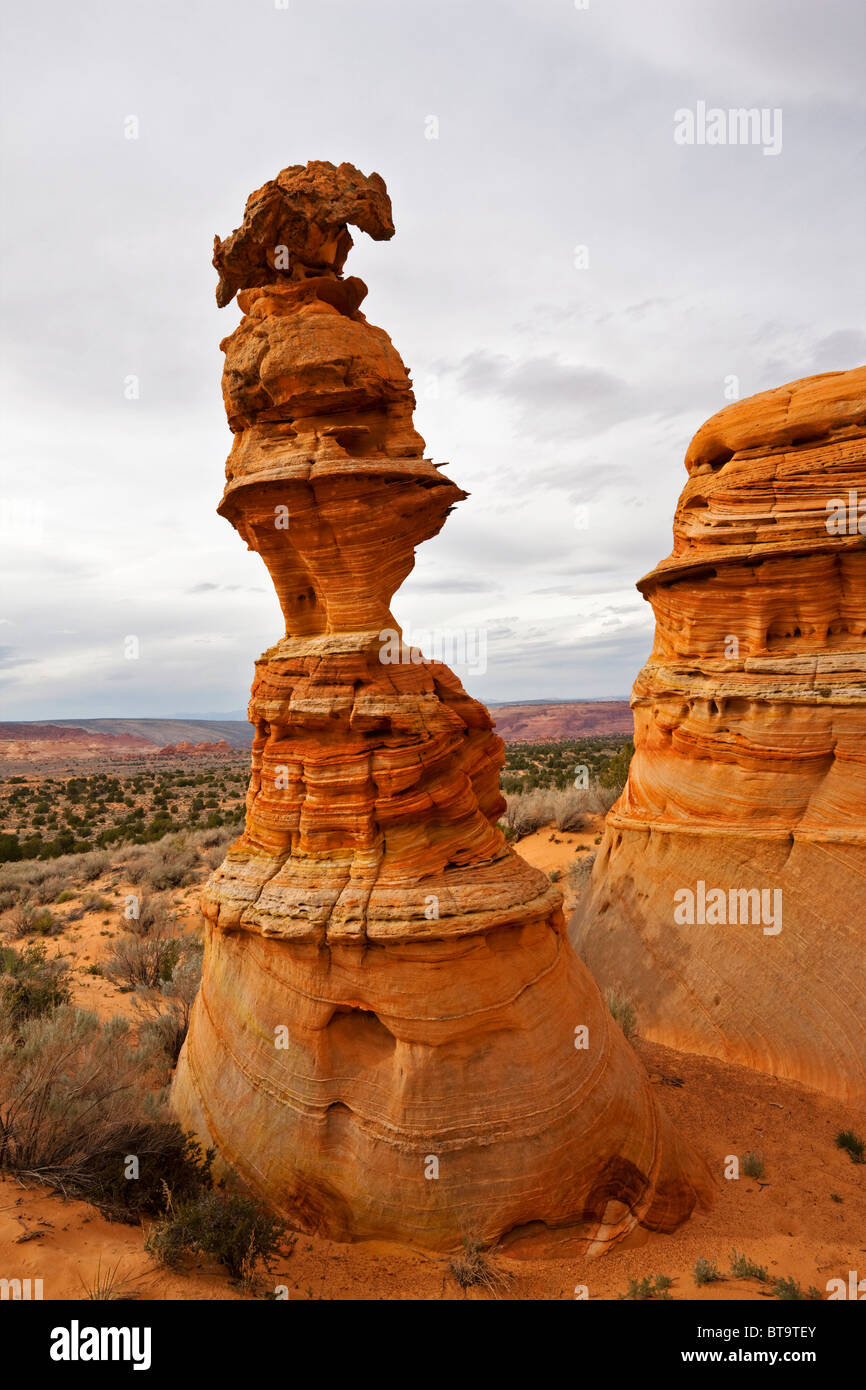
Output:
top-left (604, 986), bottom-right (637, 1040)
top-left (448, 1237), bottom-right (511, 1295)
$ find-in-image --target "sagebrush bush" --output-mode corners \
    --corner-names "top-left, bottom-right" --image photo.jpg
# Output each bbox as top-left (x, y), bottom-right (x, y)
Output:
top-left (502, 782), bottom-right (618, 840)
top-left (8, 901), bottom-right (58, 938)
top-left (604, 986), bottom-right (637, 1040)
top-left (32, 874), bottom-right (68, 906)
top-left (121, 837), bottom-right (198, 890)
top-left (145, 1190), bottom-right (286, 1279)
top-left (0, 942), bottom-right (70, 1024)
top-left (120, 892), bottom-right (173, 938)
top-left (135, 946), bottom-right (203, 1068)
top-left (104, 929), bottom-right (185, 992)
top-left (78, 851), bottom-right (111, 882)
top-left (0, 1004), bottom-right (211, 1219)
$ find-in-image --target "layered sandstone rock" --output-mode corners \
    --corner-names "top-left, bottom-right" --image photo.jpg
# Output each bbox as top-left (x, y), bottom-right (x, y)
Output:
top-left (572, 367), bottom-right (866, 1103)
top-left (172, 161), bottom-right (710, 1250)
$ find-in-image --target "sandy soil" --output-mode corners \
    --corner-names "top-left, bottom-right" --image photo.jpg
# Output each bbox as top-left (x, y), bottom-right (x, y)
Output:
top-left (2, 1035), bottom-right (863, 1301)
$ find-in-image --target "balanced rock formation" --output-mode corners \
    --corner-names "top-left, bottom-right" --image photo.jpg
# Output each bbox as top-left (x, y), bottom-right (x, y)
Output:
top-left (572, 367), bottom-right (866, 1103)
top-left (172, 160), bottom-right (710, 1251)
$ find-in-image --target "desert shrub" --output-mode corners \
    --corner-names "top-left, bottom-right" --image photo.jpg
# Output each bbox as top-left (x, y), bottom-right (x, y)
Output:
top-left (599, 740), bottom-right (634, 792)
top-left (135, 946), bottom-right (203, 1067)
top-left (8, 900), bottom-right (58, 937)
top-left (145, 1190), bottom-right (286, 1279)
top-left (121, 837), bottom-right (198, 890)
top-left (0, 859), bottom-right (60, 891)
top-left (104, 929), bottom-right (185, 992)
top-left (0, 943), bottom-right (70, 1025)
top-left (121, 893), bottom-right (173, 939)
top-left (835, 1129), bottom-right (865, 1164)
top-left (0, 888), bottom-right (18, 911)
top-left (694, 1258), bottom-right (723, 1286)
top-left (773, 1276), bottom-right (823, 1301)
top-left (730, 1250), bottom-right (769, 1282)
top-left (31, 874), bottom-right (68, 905)
top-left (741, 1151), bottom-right (766, 1179)
top-left (550, 787), bottom-right (590, 832)
top-left (503, 781), bottom-right (619, 840)
top-left (201, 843), bottom-right (230, 870)
top-left (188, 825), bottom-right (238, 851)
top-left (502, 789), bottom-right (555, 839)
top-left (0, 1005), bottom-right (211, 1219)
top-left (447, 1237), bottom-right (510, 1294)
top-left (77, 851), bottom-right (111, 883)
top-left (618, 1274), bottom-right (672, 1301)
top-left (604, 986), bottom-right (637, 1040)
top-left (81, 892), bottom-right (112, 912)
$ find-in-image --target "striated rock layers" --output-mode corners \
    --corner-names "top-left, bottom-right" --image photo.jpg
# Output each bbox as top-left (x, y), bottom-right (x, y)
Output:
top-left (572, 367), bottom-right (866, 1103)
top-left (172, 160), bottom-right (710, 1251)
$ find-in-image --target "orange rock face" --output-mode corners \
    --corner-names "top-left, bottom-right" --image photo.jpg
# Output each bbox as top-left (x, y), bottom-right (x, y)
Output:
top-left (172, 161), bottom-right (710, 1250)
top-left (572, 367), bottom-right (866, 1103)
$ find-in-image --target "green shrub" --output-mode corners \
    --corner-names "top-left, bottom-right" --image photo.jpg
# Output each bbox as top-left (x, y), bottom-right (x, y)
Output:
top-left (730, 1250), bottom-right (769, 1282)
top-left (599, 740), bottom-right (634, 792)
top-left (694, 1258), bottom-right (723, 1286)
top-left (741, 1151), bottom-right (766, 1179)
top-left (619, 1274), bottom-right (673, 1301)
top-left (773, 1276), bottom-right (823, 1301)
top-left (145, 1190), bottom-right (286, 1279)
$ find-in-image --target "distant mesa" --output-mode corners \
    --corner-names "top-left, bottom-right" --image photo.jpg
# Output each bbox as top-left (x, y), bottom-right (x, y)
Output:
top-left (0, 720), bottom-right (251, 766)
top-left (491, 699), bottom-right (632, 741)
top-left (0, 704), bottom-right (632, 767)
top-left (572, 365), bottom-right (866, 1103)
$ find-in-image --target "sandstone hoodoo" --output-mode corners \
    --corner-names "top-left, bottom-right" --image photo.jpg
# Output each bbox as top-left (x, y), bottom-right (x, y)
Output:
top-left (572, 367), bottom-right (866, 1104)
top-left (172, 161), bottom-right (710, 1250)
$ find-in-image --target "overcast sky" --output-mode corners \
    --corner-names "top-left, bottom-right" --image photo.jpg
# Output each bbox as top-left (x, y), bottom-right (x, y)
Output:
top-left (1, 0), bottom-right (864, 719)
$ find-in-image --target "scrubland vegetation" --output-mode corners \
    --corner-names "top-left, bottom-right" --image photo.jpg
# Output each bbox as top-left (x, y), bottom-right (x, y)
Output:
top-left (0, 763), bottom-right (248, 863)
top-left (0, 811), bottom-right (290, 1289)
